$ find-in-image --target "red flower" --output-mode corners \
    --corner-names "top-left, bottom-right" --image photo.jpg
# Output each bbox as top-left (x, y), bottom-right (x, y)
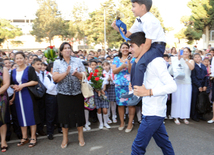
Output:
top-left (88, 76), bottom-right (92, 81)
top-left (49, 46), bottom-right (54, 49)
top-left (90, 72), bottom-right (93, 76)
top-left (95, 69), bottom-right (99, 73)
top-left (95, 77), bottom-right (100, 81)
top-left (94, 72), bottom-right (97, 76)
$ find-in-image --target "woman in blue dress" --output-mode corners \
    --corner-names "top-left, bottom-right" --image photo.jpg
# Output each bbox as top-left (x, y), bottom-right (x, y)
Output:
top-left (112, 42), bottom-right (135, 133)
top-left (10, 52), bottom-right (40, 148)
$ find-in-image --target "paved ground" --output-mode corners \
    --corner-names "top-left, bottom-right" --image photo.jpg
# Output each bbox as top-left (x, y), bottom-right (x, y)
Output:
top-left (3, 118), bottom-right (214, 155)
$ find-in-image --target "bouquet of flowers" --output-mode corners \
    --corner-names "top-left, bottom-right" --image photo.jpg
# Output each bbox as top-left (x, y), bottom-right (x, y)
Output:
top-left (88, 66), bottom-right (108, 100)
top-left (44, 46), bottom-right (58, 63)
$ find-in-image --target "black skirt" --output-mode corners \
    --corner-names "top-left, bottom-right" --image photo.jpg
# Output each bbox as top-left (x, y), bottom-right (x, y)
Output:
top-left (57, 93), bottom-right (85, 128)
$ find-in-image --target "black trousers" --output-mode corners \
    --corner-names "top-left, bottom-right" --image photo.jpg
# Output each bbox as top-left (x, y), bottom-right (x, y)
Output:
top-left (166, 94), bottom-right (172, 116)
top-left (37, 95), bottom-right (46, 132)
top-left (6, 96), bottom-right (22, 138)
top-left (191, 85), bottom-right (200, 119)
top-left (45, 94), bottom-right (57, 135)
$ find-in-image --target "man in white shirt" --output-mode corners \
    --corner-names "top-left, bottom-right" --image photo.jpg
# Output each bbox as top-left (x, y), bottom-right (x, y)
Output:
top-left (129, 32), bottom-right (177, 155)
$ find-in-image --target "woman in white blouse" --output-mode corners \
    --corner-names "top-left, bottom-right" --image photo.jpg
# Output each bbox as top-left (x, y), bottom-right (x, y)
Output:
top-left (171, 48), bottom-right (195, 125)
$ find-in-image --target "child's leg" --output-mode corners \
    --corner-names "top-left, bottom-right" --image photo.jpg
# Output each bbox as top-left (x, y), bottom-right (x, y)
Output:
top-left (103, 108), bottom-right (111, 128)
top-left (133, 44), bottom-right (165, 87)
top-left (84, 110), bottom-right (89, 126)
top-left (97, 109), bottom-right (103, 129)
top-left (111, 102), bottom-right (117, 121)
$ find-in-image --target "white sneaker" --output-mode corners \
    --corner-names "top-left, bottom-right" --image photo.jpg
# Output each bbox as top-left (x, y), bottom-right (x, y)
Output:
top-left (87, 122), bottom-right (91, 126)
top-left (83, 127), bottom-right (87, 132)
top-left (207, 120), bottom-right (214, 124)
top-left (165, 116), bottom-right (168, 120)
top-left (108, 119), bottom-right (112, 124)
top-left (85, 125), bottom-right (91, 131)
top-left (104, 123), bottom-right (111, 129)
top-left (114, 115), bottom-right (117, 119)
top-left (113, 118), bottom-right (117, 123)
top-left (99, 124), bottom-right (103, 129)
top-left (168, 115), bottom-right (173, 120)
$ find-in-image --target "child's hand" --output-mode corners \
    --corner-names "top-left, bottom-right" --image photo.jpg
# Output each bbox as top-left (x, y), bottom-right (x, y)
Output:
top-left (111, 20), bottom-right (119, 32)
top-left (101, 90), bottom-right (105, 95)
top-left (203, 87), bottom-right (207, 92)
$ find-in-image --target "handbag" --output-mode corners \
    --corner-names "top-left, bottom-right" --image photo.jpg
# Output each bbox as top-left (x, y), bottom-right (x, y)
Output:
top-left (28, 77), bottom-right (47, 98)
top-left (81, 72), bottom-right (94, 98)
top-left (171, 57), bottom-right (185, 80)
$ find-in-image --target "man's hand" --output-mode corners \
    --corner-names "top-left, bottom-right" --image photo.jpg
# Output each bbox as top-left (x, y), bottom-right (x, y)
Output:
top-left (203, 87), bottom-right (207, 92)
top-left (199, 87), bottom-right (203, 92)
top-left (133, 85), bottom-right (150, 97)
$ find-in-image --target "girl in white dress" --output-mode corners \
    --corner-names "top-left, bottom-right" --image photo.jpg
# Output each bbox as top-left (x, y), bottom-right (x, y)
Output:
top-left (171, 48), bottom-right (195, 125)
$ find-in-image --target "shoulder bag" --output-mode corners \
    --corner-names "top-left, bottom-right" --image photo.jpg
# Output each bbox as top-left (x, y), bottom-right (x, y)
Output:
top-left (81, 72), bottom-right (94, 98)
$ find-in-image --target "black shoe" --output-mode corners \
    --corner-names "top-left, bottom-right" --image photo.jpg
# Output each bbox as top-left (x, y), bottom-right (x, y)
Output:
top-left (38, 130), bottom-right (46, 136)
top-left (192, 118), bottom-right (200, 122)
top-left (48, 134), bottom-right (54, 140)
top-left (127, 95), bottom-right (142, 106)
top-left (121, 92), bottom-right (133, 99)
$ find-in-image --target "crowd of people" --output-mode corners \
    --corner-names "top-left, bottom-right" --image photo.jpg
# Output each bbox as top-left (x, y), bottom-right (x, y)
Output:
top-left (0, 42), bottom-right (213, 152)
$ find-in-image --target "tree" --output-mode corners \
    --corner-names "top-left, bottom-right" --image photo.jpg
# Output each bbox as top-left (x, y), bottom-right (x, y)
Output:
top-left (85, 0), bottom-right (122, 48)
top-left (0, 19), bottom-right (22, 46)
top-left (31, 0), bottom-right (66, 45)
top-left (178, 0), bottom-right (214, 44)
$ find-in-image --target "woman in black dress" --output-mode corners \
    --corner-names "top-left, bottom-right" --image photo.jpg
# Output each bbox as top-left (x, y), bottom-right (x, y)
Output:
top-left (53, 42), bottom-right (86, 149)
top-left (0, 61), bottom-right (10, 152)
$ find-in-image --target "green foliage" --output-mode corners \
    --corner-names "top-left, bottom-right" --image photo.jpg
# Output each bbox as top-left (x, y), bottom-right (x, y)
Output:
top-left (0, 19), bottom-right (22, 45)
top-left (44, 46), bottom-right (58, 63)
top-left (31, 0), bottom-right (65, 45)
top-left (84, 0), bottom-right (122, 48)
top-left (177, 0), bottom-right (214, 44)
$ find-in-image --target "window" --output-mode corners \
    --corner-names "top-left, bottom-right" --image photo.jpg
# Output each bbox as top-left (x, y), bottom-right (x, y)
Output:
top-left (210, 30), bottom-right (214, 41)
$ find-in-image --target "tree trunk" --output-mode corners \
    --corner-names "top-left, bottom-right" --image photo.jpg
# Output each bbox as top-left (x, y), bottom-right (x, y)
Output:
top-left (49, 38), bottom-right (52, 46)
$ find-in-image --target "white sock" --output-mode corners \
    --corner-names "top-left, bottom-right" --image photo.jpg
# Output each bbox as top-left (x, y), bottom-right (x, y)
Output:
top-left (111, 102), bottom-right (116, 119)
top-left (84, 110), bottom-right (89, 126)
top-left (97, 113), bottom-right (103, 125)
top-left (103, 114), bottom-right (109, 125)
top-left (108, 106), bottom-right (111, 117)
top-left (136, 106), bottom-right (142, 122)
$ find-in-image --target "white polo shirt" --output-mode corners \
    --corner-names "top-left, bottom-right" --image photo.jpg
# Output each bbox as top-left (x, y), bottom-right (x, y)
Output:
top-left (142, 58), bottom-right (177, 117)
top-left (129, 12), bottom-right (166, 43)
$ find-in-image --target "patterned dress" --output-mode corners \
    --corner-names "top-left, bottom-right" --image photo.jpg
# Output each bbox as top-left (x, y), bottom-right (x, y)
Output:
top-left (0, 65), bottom-right (10, 127)
top-left (11, 66), bottom-right (40, 127)
top-left (112, 57), bottom-right (135, 106)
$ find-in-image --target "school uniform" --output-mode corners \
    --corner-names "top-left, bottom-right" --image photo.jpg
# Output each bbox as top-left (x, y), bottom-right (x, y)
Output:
top-left (191, 63), bottom-right (208, 120)
top-left (129, 12), bottom-right (166, 87)
top-left (131, 58), bottom-right (176, 155)
top-left (44, 73), bottom-right (57, 135)
top-left (36, 71), bottom-right (46, 133)
top-left (103, 70), bottom-right (116, 102)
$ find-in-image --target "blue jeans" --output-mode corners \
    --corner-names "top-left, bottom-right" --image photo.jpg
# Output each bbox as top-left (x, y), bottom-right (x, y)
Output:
top-left (131, 116), bottom-right (175, 155)
top-left (131, 43), bottom-right (165, 87)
